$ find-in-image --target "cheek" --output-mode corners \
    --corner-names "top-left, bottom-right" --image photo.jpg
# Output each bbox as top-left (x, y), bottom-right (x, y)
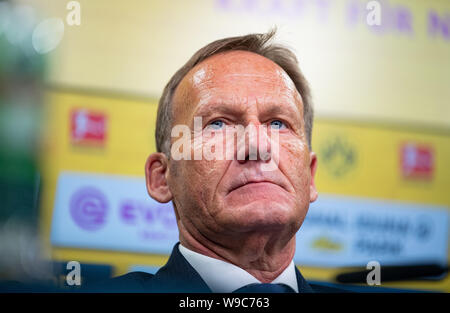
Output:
top-left (197, 131), bottom-right (228, 160)
top-left (279, 138), bottom-right (311, 192)
top-left (170, 158), bottom-right (228, 205)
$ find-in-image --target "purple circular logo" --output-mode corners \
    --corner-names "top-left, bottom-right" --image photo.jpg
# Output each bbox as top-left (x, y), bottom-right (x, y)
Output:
top-left (70, 187), bottom-right (109, 231)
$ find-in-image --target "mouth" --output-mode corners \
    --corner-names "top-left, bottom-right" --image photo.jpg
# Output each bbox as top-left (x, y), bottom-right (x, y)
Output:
top-left (227, 180), bottom-right (286, 195)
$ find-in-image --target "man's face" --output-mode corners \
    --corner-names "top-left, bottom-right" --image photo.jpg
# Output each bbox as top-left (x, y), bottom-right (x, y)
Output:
top-left (168, 50), bottom-right (317, 242)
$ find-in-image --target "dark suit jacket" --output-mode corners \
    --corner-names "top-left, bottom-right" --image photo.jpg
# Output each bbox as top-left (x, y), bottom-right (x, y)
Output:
top-left (87, 242), bottom-right (347, 293)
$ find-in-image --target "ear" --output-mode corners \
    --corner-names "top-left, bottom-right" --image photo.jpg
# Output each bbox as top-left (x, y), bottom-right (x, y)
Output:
top-left (145, 153), bottom-right (173, 203)
top-left (309, 151), bottom-right (318, 203)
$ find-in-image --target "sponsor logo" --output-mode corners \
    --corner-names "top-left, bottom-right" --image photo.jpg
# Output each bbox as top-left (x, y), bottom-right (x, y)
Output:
top-left (70, 187), bottom-right (109, 231)
top-left (119, 199), bottom-right (177, 241)
top-left (400, 142), bottom-right (434, 180)
top-left (70, 109), bottom-right (107, 146)
top-left (320, 135), bottom-right (357, 178)
top-left (311, 236), bottom-right (344, 252)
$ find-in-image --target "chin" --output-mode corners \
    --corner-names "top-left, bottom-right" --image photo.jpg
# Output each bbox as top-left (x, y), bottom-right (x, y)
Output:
top-left (222, 199), bottom-right (301, 232)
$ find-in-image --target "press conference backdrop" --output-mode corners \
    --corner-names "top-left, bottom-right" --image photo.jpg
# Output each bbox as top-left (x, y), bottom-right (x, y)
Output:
top-left (17, 0), bottom-right (450, 291)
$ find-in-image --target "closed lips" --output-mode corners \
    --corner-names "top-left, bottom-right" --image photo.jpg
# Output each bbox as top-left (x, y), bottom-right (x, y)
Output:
top-left (227, 178), bottom-right (287, 194)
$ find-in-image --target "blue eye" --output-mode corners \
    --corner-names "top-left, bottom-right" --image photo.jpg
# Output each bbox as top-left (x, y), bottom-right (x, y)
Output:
top-left (207, 120), bottom-right (225, 130)
top-left (270, 120), bottom-right (286, 130)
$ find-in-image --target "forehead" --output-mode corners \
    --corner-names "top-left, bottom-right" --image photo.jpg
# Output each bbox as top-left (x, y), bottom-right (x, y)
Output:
top-left (173, 50), bottom-right (302, 119)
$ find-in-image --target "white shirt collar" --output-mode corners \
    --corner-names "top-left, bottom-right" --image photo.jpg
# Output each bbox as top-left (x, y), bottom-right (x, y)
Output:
top-left (178, 243), bottom-right (299, 293)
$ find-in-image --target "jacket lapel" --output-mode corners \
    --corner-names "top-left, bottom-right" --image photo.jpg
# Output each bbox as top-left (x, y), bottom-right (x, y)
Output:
top-left (295, 266), bottom-right (315, 293)
top-left (146, 242), bottom-right (211, 293)
top-left (146, 242), bottom-right (314, 293)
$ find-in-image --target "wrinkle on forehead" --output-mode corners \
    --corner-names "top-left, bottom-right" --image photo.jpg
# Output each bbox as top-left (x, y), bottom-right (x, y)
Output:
top-left (172, 50), bottom-right (304, 124)
top-left (279, 70), bottom-right (303, 103)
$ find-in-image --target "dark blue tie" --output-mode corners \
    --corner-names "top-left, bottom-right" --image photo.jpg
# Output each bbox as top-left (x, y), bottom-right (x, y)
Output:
top-left (233, 283), bottom-right (296, 293)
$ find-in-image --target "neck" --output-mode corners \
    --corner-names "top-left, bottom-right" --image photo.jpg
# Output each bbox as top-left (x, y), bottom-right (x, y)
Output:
top-left (178, 221), bottom-right (297, 283)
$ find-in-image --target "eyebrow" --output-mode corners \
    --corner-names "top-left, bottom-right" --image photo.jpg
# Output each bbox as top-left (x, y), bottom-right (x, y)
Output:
top-left (193, 101), bottom-right (246, 118)
top-left (259, 104), bottom-right (302, 121)
top-left (193, 98), bottom-right (302, 122)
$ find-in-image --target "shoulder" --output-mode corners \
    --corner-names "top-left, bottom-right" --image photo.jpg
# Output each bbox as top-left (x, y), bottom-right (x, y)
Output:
top-left (83, 271), bottom-right (155, 293)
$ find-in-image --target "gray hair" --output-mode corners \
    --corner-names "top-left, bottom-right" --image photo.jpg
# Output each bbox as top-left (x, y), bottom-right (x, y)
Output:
top-left (156, 29), bottom-right (313, 156)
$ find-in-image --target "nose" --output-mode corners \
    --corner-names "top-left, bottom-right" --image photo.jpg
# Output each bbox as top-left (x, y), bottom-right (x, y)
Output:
top-left (236, 122), bottom-right (272, 164)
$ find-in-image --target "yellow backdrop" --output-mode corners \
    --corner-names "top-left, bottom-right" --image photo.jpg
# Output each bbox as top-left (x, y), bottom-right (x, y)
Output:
top-left (39, 90), bottom-right (450, 291)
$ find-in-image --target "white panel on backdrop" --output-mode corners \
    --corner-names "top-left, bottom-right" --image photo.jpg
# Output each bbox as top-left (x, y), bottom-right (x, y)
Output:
top-left (51, 171), bottom-right (179, 254)
top-left (295, 195), bottom-right (448, 267)
top-left (51, 172), bottom-right (448, 267)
